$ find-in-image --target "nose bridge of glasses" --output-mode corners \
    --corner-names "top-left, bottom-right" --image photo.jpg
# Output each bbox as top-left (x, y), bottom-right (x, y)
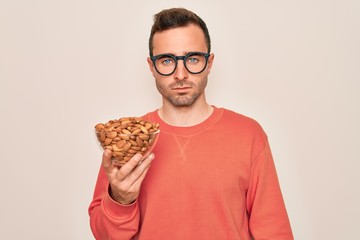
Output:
top-left (174, 55), bottom-right (188, 71)
top-left (175, 55), bottom-right (186, 62)
top-left (173, 55), bottom-right (188, 76)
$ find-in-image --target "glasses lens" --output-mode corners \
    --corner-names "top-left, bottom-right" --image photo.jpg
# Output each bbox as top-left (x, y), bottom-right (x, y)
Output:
top-left (154, 55), bottom-right (176, 75)
top-left (185, 53), bottom-right (207, 74)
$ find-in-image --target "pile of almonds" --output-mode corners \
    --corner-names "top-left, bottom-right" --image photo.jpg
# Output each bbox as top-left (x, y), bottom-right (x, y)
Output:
top-left (95, 117), bottom-right (160, 167)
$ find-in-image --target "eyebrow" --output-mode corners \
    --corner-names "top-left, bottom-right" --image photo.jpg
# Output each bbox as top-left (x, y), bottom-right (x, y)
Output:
top-left (155, 51), bottom-right (205, 56)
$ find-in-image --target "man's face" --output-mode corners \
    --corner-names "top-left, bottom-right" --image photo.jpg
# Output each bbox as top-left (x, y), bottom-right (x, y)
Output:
top-left (147, 24), bottom-right (214, 107)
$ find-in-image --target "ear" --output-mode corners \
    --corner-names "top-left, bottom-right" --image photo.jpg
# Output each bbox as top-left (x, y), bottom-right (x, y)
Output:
top-left (147, 57), bottom-right (156, 77)
top-left (206, 53), bottom-right (215, 73)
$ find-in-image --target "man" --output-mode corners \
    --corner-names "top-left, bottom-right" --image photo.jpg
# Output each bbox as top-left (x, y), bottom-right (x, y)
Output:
top-left (89, 7), bottom-right (293, 240)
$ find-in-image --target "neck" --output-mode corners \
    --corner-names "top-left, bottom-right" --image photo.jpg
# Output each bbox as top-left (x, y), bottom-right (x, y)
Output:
top-left (158, 100), bottom-right (213, 127)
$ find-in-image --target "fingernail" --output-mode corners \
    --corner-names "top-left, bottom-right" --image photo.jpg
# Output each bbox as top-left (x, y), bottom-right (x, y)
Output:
top-left (134, 153), bottom-right (142, 162)
top-left (104, 150), bottom-right (111, 157)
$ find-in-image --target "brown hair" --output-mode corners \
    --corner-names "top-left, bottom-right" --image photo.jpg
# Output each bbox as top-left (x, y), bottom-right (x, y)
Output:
top-left (148, 8), bottom-right (211, 57)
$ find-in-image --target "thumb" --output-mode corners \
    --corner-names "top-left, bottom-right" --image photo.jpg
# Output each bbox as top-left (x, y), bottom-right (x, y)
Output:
top-left (102, 149), bottom-right (113, 171)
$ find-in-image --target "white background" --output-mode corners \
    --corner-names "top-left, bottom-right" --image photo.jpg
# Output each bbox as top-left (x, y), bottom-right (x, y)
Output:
top-left (1, 0), bottom-right (359, 239)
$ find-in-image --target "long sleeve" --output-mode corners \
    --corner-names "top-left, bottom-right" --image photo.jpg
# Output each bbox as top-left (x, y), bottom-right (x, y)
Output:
top-left (246, 132), bottom-right (293, 239)
top-left (88, 166), bottom-right (140, 240)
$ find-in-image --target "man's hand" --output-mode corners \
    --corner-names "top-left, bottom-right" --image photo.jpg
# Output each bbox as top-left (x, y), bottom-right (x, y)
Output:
top-left (102, 149), bottom-right (154, 205)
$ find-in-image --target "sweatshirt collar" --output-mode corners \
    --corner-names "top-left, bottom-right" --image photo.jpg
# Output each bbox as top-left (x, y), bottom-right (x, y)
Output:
top-left (148, 106), bottom-right (223, 136)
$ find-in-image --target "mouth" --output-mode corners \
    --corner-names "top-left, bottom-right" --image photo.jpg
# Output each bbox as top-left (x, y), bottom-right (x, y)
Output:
top-left (172, 86), bottom-right (191, 93)
top-left (173, 86), bottom-right (191, 90)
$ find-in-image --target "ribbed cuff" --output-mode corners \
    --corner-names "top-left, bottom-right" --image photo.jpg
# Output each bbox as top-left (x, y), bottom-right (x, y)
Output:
top-left (102, 185), bottom-right (138, 219)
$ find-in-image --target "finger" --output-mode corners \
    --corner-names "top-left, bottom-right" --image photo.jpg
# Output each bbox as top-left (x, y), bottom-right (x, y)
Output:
top-left (102, 149), bottom-right (116, 175)
top-left (131, 158), bottom-right (153, 188)
top-left (123, 153), bottom-right (155, 185)
top-left (119, 154), bottom-right (154, 196)
top-left (116, 153), bottom-right (144, 179)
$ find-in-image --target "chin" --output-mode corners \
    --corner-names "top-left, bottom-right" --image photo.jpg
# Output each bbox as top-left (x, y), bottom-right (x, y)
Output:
top-left (170, 96), bottom-right (197, 107)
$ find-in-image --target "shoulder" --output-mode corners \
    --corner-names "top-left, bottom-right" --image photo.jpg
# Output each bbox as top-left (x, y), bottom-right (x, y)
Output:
top-left (218, 107), bottom-right (265, 134)
top-left (216, 107), bottom-right (270, 157)
top-left (140, 110), bottom-right (158, 122)
top-left (220, 107), bottom-right (271, 154)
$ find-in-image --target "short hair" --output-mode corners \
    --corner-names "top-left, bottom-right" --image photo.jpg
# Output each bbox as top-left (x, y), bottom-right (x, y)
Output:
top-left (148, 8), bottom-right (211, 57)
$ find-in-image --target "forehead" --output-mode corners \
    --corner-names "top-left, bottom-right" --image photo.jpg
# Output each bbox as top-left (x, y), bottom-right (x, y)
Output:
top-left (152, 24), bottom-right (207, 55)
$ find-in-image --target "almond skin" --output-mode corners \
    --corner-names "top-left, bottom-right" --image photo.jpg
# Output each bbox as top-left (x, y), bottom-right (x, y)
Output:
top-left (95, 117), bottom-right (159, 166)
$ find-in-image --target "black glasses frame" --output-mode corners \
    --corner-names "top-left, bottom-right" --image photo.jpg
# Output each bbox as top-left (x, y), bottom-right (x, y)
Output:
top-left (150, 52), bottom-right (210, 76)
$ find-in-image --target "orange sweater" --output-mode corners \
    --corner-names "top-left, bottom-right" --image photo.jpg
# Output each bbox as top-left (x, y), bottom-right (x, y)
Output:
top-left (89, 107), bottom-right (293, 240)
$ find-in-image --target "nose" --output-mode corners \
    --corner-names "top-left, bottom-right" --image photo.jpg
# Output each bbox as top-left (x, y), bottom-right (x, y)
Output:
top-left (173, 60), bottom-right (188, 81)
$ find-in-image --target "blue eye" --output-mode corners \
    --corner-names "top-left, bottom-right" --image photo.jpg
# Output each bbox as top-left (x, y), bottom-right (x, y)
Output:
top-left (187, 57), bottom-right (199, 64)
top-left (162, 59), bottom-right (173, 65)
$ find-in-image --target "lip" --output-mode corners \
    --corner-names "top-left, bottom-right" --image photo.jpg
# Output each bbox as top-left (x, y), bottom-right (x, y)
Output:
top-left (172, 87), bottom-right (191, 94)
top-left (172, 87), bottom-right (191, 91)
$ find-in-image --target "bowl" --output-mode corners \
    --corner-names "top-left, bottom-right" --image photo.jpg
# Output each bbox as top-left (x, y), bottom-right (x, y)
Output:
top-left (94, 117), bottom-right (160, 167)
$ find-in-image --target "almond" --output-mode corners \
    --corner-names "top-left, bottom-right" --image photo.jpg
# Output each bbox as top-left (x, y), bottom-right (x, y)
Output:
top-left (94, 117), bottom-right (159, 166)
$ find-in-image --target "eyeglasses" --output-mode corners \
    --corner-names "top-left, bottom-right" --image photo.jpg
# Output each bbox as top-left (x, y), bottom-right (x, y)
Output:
top-left (150, 52), bottom-right (210, 76)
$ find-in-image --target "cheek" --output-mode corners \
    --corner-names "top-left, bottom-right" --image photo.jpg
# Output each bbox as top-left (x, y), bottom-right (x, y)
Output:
top-left (155, 78), bottom-right (167, 93)
top-left (205, 67), bottom-right (211, 76)
top-left (198, 77), bottom-right (208, 91)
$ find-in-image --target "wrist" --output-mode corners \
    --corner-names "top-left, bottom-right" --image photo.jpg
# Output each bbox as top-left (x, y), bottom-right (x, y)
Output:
top-left (108, 186), bottom-right (135, 205)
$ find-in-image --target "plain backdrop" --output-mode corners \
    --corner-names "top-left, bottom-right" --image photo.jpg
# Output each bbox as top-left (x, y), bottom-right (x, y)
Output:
top-left (1, 0), bottom-right (359, 239)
